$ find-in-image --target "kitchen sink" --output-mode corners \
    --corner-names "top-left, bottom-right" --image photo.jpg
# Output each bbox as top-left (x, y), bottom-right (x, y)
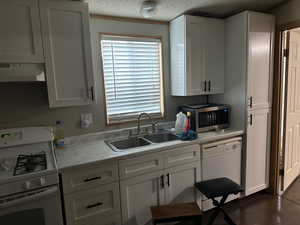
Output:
top-left (143, 133), bottom-right (179, 143)
top-left (106, 137), bottom-right (151, 151)
top-left (106, 131), bottom-right (180, 152)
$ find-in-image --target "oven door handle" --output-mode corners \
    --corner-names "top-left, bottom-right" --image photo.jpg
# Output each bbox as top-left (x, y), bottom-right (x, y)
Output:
top-left (0, 186), bottom-right (58, 209)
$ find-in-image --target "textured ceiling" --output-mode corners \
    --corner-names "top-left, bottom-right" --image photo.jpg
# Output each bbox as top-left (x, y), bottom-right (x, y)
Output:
top-left (87, 0), bottom-right (287, 21)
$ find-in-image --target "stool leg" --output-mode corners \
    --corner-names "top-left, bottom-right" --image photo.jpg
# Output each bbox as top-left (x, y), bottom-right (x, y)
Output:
top-left (194, 215), bottom-right (202, 225)
top-left (221, 208), bottom-right (236, 225)
top-left (206, 207), bottom-right (221, 225)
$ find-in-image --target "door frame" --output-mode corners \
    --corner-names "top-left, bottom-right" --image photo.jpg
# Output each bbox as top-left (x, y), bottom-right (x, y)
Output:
top-left (269, 19), bottom-right (300, 195)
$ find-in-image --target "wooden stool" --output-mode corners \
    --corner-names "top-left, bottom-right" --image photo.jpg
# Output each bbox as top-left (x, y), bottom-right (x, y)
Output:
top-left (151, 202), bottom-right (203, 225)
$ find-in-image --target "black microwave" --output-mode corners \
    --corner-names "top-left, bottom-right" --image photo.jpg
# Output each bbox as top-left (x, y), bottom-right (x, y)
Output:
top-left (179, 104), bottom-right (230, 132)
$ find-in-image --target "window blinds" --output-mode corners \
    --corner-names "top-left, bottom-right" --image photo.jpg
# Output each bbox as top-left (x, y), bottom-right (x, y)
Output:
top-left (100, 35), bottom-right (164, 123)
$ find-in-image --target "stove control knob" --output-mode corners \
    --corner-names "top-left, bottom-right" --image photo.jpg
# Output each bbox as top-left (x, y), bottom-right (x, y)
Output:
top-left (40, 177), bottom-right (46, 186)
top-left (25, 181), bottom-right (32, 189)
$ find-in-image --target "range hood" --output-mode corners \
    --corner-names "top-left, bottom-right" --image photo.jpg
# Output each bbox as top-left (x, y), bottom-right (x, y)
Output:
top-left (0, 63), bottom-right (46, 82)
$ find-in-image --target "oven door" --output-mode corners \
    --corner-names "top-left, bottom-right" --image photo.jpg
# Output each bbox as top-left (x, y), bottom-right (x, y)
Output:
top-left (0, 185), bottom-right (63, 225)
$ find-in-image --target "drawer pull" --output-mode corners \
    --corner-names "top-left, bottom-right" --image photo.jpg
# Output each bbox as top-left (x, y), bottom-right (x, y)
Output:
top-left (86, 202), bottom-right (103, 209)
top-left (84, 176), bottom-right (102, 182)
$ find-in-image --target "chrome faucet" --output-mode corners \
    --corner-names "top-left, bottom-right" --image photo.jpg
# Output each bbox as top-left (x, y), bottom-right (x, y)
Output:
top-left (136, 113), bottom-right (157, 135)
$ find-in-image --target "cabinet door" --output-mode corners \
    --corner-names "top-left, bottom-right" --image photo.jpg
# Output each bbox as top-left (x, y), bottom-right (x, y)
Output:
top-left (245, 108), bottom-right (271, 196)
top-left (0, 0), bottom-right (44, 63)
top-left (164, 161), bottom-right (201, 205)
top-left (204, 19), bottom-right (225, 95)
top-left (120, 171), bottom-right (163, 225)
top-left (186, 16), bottom-right (206, 95)
top-left (247, 12), bottom-right (275, 110)
top-left (40, 0), bottom-right (94, 107)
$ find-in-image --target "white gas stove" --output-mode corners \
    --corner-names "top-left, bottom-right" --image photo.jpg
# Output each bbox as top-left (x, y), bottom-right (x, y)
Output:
top-left (0, 127), bottom-right (63, 225)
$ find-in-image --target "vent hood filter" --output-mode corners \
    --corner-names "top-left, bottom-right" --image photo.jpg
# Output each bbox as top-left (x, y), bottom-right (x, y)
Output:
top-left (0, 63), bottom-right (46, 82)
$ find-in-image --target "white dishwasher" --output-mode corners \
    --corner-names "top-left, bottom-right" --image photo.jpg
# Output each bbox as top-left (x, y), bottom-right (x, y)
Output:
top-left (201, 137), bottom-right (242, 211)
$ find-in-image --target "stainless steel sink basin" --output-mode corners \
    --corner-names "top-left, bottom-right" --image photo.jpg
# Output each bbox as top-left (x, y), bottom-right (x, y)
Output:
top-left (106, 137), bottom-right (151, 151)
top-left (143, 133), bottom-right (179, 143)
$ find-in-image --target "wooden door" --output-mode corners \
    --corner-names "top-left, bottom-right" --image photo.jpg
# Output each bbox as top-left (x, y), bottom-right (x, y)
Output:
top-left (283, 31), bottom-right (300, 191)
top-left (40, 0), bottom-right (94, 107)
top-left (245, 108), bottom-right (271, 196)
top-left (120, 171), bottom-right (163, 225)
top-left (0, 0), bottom-right (44, 63)
top-left (247, 12), bottom-right (275, 110)
top-left (164, 161), bottom-right (201, 205)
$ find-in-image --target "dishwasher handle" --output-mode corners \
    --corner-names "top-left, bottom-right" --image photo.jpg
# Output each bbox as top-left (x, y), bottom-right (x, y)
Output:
top-left (0, 186), bottom-right (58, 209)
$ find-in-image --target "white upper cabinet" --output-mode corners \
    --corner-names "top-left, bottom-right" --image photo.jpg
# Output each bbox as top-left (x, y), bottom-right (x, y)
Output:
top-left (0, 0), bottom-right (44, 63)
top-left (170, 15), bottom-right (224, 96)
top-left (40, 0), bottom-right (94, 107)
top-left (247, 12), bottom-right (275, 110)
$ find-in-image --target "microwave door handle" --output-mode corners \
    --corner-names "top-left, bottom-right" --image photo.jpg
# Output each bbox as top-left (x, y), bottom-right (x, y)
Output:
top-left (208, 113), bottom-right (211, 126)
top-left (0, 186), bottom-right (58, 209)
top-left (214, 112), bottom-right (217, 124)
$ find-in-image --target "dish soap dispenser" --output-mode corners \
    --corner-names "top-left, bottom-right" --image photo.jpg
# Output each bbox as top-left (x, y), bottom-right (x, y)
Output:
top-left (54, 120), bottom-right (65, 149)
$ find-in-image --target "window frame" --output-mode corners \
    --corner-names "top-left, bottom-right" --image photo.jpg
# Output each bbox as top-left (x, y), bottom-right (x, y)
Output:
top-left (99, 33), bottom-right (166, 125)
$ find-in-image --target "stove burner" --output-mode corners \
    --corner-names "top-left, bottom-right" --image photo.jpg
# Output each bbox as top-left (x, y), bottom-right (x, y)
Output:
top-left (13, 152), bottom-right (47, 176)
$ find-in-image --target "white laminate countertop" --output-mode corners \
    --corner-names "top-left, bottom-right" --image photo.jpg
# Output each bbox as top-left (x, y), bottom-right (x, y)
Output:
top-left (55, 129), bottom-right (244, 171)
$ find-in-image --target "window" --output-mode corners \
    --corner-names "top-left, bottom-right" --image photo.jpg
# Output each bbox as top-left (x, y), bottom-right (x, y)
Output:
top-left (100, 34), bottom-right (164, 124)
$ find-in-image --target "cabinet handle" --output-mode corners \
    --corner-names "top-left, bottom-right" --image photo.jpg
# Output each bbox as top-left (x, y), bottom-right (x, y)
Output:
top-left (160, 175), bottom-right (165, 188)
top-left (84, 176), bottom-right (102, 182)
top-left (204, 81), bottom-right (207, 92)
top-left (249, 114), bottom-right (253, 126)
top-left (167, 174), bottom-right (170, 187)
top-left (208, 80), bottom-right (211, 92)
top-left (90, 86), bottom-right (95, 101)
top-left (249, 96), bottom-right (253, 108)
top-left (86, 202), bottom-right (103, 209)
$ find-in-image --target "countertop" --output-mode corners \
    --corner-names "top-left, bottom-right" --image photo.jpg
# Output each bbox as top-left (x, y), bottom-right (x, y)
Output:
top-left (55, 129), bottom-right (244, 171)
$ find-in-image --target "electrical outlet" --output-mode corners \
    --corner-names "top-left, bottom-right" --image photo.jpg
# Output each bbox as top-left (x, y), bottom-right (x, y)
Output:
top-left (80, 113), bottom-right (93, 128)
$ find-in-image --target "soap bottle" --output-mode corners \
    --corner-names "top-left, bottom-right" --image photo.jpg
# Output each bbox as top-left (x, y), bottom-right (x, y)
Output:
top-left (54, 120), bottom-right (65, 148)
top-left (185, 112), bottom-right (191, 132)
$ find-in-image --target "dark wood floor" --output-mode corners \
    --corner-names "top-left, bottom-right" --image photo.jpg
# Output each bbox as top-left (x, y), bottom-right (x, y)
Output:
top-left (282, 177), bottom-right (300, 205)
top-left (201, 184), bottom-right (300, 225)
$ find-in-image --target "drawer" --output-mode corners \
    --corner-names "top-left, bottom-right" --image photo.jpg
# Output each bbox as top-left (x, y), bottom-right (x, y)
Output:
top-left (62, 160), bottom-right (118, 194)
top-left (64, 182), bottom-right (120, 225)
top-left (119, 153), bottom-right (164, 179)
top-left (74, 213), bottom-right (121, 225)
top-left (164, 144), bottom-right (200, 168)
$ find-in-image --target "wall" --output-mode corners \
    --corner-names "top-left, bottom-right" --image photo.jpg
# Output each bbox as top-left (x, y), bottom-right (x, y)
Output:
top-left (272, 0), bottom-right (300, 25)
top-left (0, 17), bottom-right (205, 137)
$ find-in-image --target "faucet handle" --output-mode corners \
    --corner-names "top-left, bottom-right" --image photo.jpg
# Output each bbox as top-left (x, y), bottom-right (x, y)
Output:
top-left (128, 129), bottom-right (133, 137)
top-left (152, 121), bottom-right (159, 133)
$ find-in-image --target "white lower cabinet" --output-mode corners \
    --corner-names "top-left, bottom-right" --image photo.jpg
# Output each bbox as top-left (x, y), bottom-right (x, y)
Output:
top-left (120, 171), bottom-right (164, 225)
top-left (61, 145), bottom-right (201, 225)
top-left (120, 145), bottom-right (201, 225)
top-left (165, 162), bottom-right (201, 205)
top-left (245, 108), bottom-right (271, 196)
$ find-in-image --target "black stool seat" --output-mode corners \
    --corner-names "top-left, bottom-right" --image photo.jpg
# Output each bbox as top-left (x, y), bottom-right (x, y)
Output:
top-left (195, 177), bottom-right (243, 199)
top-left (195, 177), bottom-right (243, 225)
